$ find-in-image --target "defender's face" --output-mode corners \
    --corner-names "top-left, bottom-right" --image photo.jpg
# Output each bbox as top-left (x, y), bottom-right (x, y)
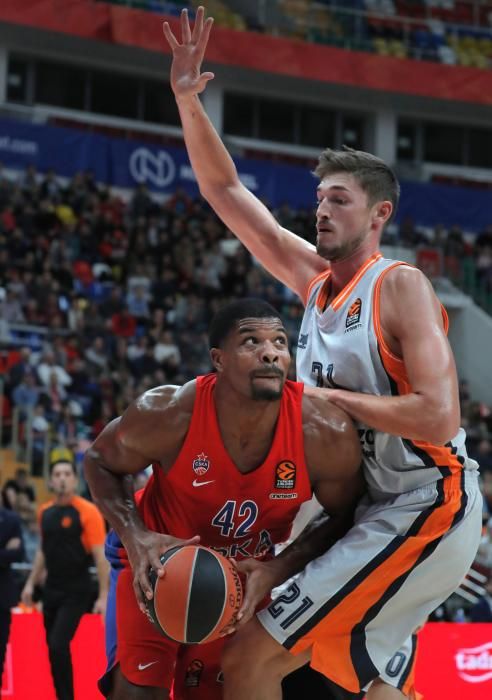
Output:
top-left (315, 173), bottom-right (374, 262)
top-left (50, 462), bottom-right (77, 496)
top-left (217, 318), bottom-right (291, 401)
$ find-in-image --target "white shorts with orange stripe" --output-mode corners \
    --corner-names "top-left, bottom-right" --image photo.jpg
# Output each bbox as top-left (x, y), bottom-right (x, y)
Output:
top-left (258, 470), bottom-right (482, 695)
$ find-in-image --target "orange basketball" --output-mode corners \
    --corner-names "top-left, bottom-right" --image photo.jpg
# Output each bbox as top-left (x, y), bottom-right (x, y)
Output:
top-left (146, 545), bottom-right (243, 644)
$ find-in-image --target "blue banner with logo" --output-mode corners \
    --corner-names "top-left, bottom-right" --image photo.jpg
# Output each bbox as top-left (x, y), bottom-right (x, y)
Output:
top-left (107, 134), bottom-right (317, 209)
top-left (1, 117), bottom-right (491, 229)
top-left (0, 118), bottom-right (109, 181)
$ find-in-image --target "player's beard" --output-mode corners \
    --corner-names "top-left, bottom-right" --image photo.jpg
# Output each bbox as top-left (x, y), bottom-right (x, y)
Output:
top-left (250, 369), bottom-right (284, 401)
top-left (316, 231), bottom-right (366, 262)
top-left (251, 385), bottom-right (283, 401)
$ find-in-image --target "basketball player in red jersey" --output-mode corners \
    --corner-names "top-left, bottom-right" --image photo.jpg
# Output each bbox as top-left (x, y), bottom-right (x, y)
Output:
top-left (163, 7), bottom-right (482, 700)
top-left (84, 299), bottom-right (363, 700)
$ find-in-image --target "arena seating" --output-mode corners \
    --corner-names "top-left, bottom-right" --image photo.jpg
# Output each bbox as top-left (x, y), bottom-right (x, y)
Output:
top-left (100, 0), bottom-right (492, 70)
top-left (0, 164), bottom-right (491, 480)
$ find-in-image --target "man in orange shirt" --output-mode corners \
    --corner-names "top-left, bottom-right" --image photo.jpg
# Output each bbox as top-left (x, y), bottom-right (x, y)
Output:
top-left (21, 460), bottom-right (108, 700)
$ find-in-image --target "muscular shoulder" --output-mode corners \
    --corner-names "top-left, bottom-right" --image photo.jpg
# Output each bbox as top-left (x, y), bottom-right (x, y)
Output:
top-left (380, 264), bottom-right (444, 341)
top-left (100, 380), bottom-right (197, 468)
top-left (381, 265), bottom-right (440, 312)
top-left (302, 388), bottom-right (361, 478)
top-left (123, 380), bottom-right (196, 435)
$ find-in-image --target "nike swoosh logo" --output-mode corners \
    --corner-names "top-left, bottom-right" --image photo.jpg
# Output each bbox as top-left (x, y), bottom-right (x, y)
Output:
top-left (138, 661), bottom-right (158, 671)
top-left (192, 479), bottom-right (215, 487)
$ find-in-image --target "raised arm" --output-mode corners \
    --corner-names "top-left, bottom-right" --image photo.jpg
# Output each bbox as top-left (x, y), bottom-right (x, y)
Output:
top-left (83, 382), bottom-right (199, 608)
top-left (327, 266), bottom-right (460, 443)
top-left (163, 7), bottom-right (327, 301)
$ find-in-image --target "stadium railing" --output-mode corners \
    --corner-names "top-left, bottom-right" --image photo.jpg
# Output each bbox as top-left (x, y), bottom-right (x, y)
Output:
top-left (98, 0), bottom-right (492, 69)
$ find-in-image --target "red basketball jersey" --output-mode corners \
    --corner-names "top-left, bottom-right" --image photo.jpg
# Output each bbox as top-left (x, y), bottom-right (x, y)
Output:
top-left (137, 374), bottom-right (312, 561)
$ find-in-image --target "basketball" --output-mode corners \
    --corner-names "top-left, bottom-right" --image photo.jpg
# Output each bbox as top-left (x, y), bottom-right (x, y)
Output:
top-left (146, 545), bottom-right (243, 644)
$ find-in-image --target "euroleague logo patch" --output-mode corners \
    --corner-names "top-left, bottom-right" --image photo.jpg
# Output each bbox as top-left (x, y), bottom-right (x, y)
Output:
top-left (192, 453), bottom-right (210, 476)
top-left (275, 461), bottom-right (296, 489)
top-left (61, 516), bottom-right (72, 528)
top-left (346, 298), bottom-right (362, 328)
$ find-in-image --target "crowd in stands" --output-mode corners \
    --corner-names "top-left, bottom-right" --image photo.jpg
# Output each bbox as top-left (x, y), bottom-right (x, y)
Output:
top-left (0, 165), bottom-right (306, 476)
top-left (109, 0), bottom-right (492, 70)
top-left (0, 162), bottom-right (492, 617)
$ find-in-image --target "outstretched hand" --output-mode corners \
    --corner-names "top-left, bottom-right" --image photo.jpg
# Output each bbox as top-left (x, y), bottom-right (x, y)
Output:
top-left (125, 531), bottom-right (200, 613)
top-left (222, 558), bottom-right (280, 633)
top-left (163, 6), bottom-right (215, 99)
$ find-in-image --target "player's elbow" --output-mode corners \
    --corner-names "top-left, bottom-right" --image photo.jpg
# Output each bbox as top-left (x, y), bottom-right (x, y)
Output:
top-left (199, 179), bottom-right (239, 204)
top-left (421, 407), bottom-right (460, 445)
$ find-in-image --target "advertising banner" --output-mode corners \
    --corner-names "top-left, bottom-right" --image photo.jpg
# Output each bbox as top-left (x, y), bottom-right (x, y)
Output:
top-left (416, 623), bottom-right (492, 699)
top-left (1, 117), bottom-right (491, 228)
top-left (3, 0), bottom-right (492, 106)
top-left (1, 615), bottom-right (492, 699)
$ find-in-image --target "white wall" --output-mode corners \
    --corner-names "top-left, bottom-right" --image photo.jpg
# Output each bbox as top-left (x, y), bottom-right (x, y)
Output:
top-left (448, 302), bottom-right (492, 405)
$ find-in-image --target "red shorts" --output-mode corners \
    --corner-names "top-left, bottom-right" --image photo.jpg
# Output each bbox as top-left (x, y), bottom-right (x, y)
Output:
top-left (103, 566), bottom-right (226, 700)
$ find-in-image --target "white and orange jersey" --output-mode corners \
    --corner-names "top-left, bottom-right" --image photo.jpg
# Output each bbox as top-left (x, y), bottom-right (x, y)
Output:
top-left (297, 252), bottom-right (478, 499)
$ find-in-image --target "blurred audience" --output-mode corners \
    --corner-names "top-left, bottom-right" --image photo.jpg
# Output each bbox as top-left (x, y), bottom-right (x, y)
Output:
top-left (0, 164), bottom-right (491, 621)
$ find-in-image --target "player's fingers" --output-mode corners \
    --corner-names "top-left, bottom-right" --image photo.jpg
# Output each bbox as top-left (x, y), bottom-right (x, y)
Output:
top-left (181, 8), bottom-right (192, 44)
top-left (162, 22), bottom-right (180, 50)
top-left (191, 5), bottom-right (204, 43)
top-left (196, 16), bottom-right (214, 60)
top-left (236, 599), bottom-right (255, 627)
top-left (149, 551), bottom-right (165, 579)
top-left (133, 575), bottom-right (149, 609)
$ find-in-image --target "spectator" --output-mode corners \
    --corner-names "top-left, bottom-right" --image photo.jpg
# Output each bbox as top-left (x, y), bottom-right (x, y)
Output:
top-left (84, 336), bottom-right (109, 377)
top-left (1, 467), bottom-right (36, 513)
top-left (11, 371), bottom-right (40, 418)
top-left (98, 285), bottom-right (124, 319)
top-left (30, 405), bottom-right (50, 476)
top-left (126, 284), bottom-right (151, 321)
top-left (37, 351), bottom-right (72, 389)
top-left (130, 183), bottom-right (154, 218)
top-left (0, 500), bottom-right (24, 683)
top-left (3, 289), bottom-right (25, 323)
top-left (40, 169), bottom-right (61, 201)
top-left (129, 342), bottom-right (160, 380)
top-left (153, 330), bottom-right (181, 373)
top-left (41, 371), bottom-right (68, 422)
top-left (111, 305), bottom-right (137, 339)
top-left (469, 577), bottom-right (492, 622)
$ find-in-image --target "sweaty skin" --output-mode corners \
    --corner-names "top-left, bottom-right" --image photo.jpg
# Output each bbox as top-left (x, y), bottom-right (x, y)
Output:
top-left (163, 7), bottom-right (461, 446)
top-left (84, 318), bottom-right (362, 699)
top-left (162, 8), bottom-right (466, 700)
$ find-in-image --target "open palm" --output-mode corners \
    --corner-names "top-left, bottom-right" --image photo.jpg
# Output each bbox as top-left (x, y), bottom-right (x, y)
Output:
top-left (163, 6), bottom-right (215, 98)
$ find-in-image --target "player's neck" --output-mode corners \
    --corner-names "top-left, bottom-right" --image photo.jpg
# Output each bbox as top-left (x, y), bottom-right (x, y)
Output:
top-left (215, 386), bottom-right (281, 432)
top-left (214, 385), bottom-right (281, 466)
top-left (329, 242), bottom-right (380, 297)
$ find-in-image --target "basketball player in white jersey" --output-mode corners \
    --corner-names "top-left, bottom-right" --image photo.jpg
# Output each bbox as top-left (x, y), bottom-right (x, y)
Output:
top-left (163, 8), bottom-right (483, 699)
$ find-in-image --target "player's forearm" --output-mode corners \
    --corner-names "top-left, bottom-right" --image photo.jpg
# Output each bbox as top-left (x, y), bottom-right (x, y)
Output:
top-left (176, 94), bottom-right (239, 193)
top-left (266, 510), bottom-right (354, 586)
top-left (328, 389), bottom-right (458, 444)
top-left (84, 454), bottom-right (148, 547)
